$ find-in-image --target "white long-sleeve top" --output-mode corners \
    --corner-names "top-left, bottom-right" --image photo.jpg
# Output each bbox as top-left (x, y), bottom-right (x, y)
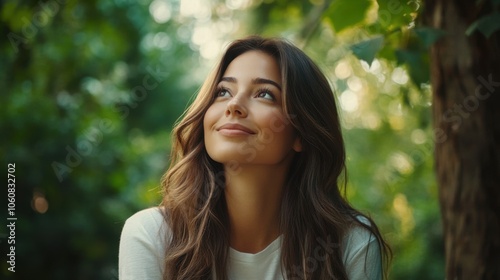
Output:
top-left (118, 207), bottom-right (382, 280)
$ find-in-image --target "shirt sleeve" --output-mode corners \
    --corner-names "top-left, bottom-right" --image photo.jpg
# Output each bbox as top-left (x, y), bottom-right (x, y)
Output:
top-left (118, 207), bottom-right (167, 280)
top-left (342, 218), bottom-right (383, 280)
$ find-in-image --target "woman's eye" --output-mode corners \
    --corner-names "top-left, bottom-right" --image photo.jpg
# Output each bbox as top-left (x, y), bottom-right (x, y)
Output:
top-left (257, 90), bottom-right (274, 100)
top-left (217, 88), bottom-right (231, 97)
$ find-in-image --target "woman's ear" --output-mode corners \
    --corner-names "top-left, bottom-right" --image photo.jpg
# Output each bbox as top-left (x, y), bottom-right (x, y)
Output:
top-left (292, 136), bottom-right (302, 152)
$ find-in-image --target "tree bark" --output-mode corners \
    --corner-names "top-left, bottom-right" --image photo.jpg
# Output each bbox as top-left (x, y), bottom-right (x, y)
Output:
top-left (423, 0), bottom-right (500, 279)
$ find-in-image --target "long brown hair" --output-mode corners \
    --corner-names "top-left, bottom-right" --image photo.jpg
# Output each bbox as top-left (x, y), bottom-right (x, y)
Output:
top-left (161, 36), bottom-right (391, 279)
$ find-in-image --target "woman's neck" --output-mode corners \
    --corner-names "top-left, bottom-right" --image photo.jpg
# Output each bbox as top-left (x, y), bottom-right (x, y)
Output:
top-left (224, 163), bottom-right (289, 254)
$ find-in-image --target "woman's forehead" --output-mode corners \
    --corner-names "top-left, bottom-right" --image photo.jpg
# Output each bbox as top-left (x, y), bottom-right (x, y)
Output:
top-left (221, 51), bottom-right (281, 85)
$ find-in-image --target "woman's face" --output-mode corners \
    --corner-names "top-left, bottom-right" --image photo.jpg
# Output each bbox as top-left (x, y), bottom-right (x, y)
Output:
top-left (203, 50), bottom-right (301, 167)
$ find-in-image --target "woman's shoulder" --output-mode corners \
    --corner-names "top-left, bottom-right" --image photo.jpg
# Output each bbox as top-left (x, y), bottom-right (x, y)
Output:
top-left (341, 215), bottom-right (382, 279)
top-left (125, 207), bottom-right (164, 226)
top-left (343, 215), bottom-right (378, 250)
top-left (121, 207), bottom-right (170, 243)
top-left (119, 207), bottom-right (169, 279)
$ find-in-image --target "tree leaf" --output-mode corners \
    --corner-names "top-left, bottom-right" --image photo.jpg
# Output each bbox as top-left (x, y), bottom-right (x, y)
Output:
top-left (414, 27), bottom-right (446, 48)
top-left (350, 36), bottom-right (385, 65)
top-left (465, 12), bottom-right (500, 38)
top-left (326, 0), bottom-right (372, 33)
top-left (395, 49), bottom-right (429, 86)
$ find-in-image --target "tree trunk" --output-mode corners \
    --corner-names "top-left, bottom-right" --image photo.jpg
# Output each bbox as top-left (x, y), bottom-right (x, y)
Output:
top-left (423, 0), bottom-right (500, 279)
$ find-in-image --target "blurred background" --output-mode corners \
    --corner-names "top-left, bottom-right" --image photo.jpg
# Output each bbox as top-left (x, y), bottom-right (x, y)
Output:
top-left (0, 0), bottom-right (443, 279)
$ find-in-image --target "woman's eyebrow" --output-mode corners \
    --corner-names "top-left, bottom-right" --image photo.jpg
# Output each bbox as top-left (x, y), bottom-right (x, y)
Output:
top-left (253, 77), bottom-right (282, 91)
top-left (220, 76), bottom-right (282, 91)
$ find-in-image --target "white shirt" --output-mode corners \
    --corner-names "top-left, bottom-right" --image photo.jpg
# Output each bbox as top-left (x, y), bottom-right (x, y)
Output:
top-left (119, 207), bottom-right (382, 280)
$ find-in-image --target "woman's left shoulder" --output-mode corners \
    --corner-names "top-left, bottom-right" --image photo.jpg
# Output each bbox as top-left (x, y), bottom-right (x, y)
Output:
top-left (341, 215), bottom-right (382, 279)
top-left (343, 215), bottom-right (378, 251)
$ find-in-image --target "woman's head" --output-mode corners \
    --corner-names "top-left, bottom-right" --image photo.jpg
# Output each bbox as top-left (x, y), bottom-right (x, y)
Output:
top-left (179, 36), bottom-right (345, 185)
top-left (203, 49), bottom-right (302, 169)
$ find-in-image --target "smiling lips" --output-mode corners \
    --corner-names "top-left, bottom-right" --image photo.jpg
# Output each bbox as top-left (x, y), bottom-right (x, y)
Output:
top-left (217, 123), bottom-right (256, 136)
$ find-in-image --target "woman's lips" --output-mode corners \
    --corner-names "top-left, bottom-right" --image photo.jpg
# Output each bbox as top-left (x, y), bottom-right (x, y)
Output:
top-left (217, 123), bottom-right (256, 136)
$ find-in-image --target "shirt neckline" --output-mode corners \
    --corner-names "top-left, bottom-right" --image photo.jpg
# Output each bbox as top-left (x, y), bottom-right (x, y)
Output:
top-left (229, 235), bottom-right (283, 263)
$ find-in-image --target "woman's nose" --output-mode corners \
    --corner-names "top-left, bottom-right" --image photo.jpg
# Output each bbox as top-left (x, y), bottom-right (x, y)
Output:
top-left (225, 96), bottom-right (248, 118)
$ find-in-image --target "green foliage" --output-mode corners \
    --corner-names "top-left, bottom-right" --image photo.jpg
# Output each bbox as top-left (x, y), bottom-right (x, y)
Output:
top-left (395, 49), bottom-right (429, 86)
top-left (466, 12), bottom-right (500, 38)
top-left (414, 27), bottom-right (446, 48)
top-left (1, 0), bottom-right (194, 278)
top-left (350, 35), bottom-right (384, 65)
top-left (1, 0), bottom-right (444, 279)
top-left (326, 0), bottom-right (372, 32)
top-left (465, 0), bottom-right (500, 38)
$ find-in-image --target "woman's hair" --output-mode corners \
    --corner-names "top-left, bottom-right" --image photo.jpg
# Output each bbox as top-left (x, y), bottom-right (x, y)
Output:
top-left (161, 35), bottom-right (391, 279)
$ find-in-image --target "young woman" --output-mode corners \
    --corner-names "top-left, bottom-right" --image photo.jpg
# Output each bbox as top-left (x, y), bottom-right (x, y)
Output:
top-left (119, 36), bottom-right (391, 280)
